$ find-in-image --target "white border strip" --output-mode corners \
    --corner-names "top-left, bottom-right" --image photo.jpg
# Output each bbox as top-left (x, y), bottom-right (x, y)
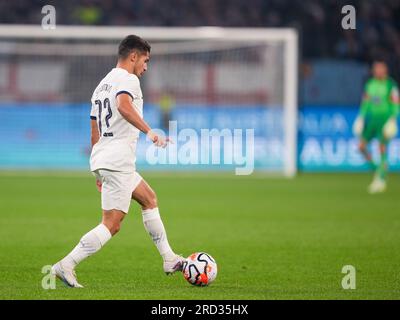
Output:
top-left (0, 25), bottom-right (295, 41)
top-left (283, 30), bottom-right (298, 177)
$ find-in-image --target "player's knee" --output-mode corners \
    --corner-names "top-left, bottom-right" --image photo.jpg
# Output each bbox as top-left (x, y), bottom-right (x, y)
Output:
top-left (102, 213), bottom-right (123, 236)
top-left (108, 221), bottom-right (121, 235)
top-left (142, 190), bottom-right (158, 210)
top-left (359, 142), bottom-right (366, 152)
top-left (147, 193), bottom-right (158, 209)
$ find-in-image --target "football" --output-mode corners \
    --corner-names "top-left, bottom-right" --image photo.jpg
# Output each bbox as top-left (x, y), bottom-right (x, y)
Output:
top-left (182, 252), bottom-right (217, 286)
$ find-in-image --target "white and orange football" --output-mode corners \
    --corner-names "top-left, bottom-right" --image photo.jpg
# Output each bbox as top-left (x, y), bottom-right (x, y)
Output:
top-left (182, 252), bottom-right (217, 286)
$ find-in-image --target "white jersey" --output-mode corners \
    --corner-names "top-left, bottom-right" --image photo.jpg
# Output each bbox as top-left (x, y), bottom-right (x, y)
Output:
top-left (89, 67), bottom-right (143, 173)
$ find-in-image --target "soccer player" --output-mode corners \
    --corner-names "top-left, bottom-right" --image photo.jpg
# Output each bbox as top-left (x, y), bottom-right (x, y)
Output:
top-left (353, 60), bottom-right (399, 193)
top-left (51, 35), bottom-right (185, 287)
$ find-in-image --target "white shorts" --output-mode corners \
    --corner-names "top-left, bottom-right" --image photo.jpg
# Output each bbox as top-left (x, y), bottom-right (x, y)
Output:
top-left (92, 169), bottom-right (143, 214)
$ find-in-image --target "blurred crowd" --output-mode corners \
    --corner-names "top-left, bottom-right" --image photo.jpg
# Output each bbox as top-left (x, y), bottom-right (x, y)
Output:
top-left (2, 0), bottom-right (400, 63)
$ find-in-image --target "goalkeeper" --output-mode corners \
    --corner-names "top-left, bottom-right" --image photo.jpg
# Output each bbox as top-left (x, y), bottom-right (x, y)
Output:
top-left (353, 61), bottom-right (399, 193)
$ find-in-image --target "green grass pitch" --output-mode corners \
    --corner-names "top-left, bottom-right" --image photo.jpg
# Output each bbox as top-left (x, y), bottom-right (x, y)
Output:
top-left (0, 171), bottom-right (399, 300)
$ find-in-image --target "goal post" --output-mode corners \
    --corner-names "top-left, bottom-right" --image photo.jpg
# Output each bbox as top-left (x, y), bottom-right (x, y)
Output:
top-left (0, 25), bottom-right (298, 176)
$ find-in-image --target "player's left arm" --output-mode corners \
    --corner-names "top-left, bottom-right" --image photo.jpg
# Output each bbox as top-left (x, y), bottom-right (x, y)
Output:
top-left (90, 118), bottom-right (100, 148)
top-left (389, 85), bottom-right (400, 118)
top-left (383, 84), bottom-right (399, 139)
top-left (90, 98), bottom-right (100, 148)
top-left (90, 118), bottom-right (102, 192)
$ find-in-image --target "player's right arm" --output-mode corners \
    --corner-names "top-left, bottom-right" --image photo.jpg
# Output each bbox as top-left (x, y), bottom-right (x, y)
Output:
top-left (117, 93), bottom-right (170, 147)
top-left (353, 82), bottom-right (370, 136)
top-left (359, 81), bottom-right (371, 118)
top-left (359, 93), bottom-right (370, 118)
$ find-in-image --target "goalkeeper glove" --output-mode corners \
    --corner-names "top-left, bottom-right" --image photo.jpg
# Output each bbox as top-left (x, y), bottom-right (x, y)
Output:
top-left (352, 116), bottom-right (364, 137)
top-left (383, 118), bottom-right (398, 140)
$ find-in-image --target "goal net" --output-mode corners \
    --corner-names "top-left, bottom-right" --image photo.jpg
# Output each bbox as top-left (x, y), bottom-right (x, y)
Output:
top-left (0, 26), bottom-right (298, 176)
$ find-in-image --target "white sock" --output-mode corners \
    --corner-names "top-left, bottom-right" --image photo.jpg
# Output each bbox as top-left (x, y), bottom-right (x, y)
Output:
top-left (61, 223), bottom-right (112, 269)
top-left (142, 207), bottom-right (175, 261)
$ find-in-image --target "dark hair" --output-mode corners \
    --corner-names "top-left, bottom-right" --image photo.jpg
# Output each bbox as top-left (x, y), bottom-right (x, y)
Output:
top-left (118, 35), bottom-right (151, 59)
top-left (372, 59), bottom-right (388, 66)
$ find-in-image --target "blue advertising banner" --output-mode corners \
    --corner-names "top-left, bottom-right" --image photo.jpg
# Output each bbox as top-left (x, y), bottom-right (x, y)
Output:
top-left (298, 106), bottom-right (400, 171)
top-left (0, 103), bottom-right (160, 169)
top-left (1, 104), bottom-right (399, 172)
top-left (0, 104), bottom-right (284, 173)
